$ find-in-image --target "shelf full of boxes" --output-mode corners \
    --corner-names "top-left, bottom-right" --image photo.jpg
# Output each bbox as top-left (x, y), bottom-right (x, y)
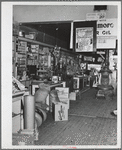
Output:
top-left (12, 26), bottom-right (91, 145)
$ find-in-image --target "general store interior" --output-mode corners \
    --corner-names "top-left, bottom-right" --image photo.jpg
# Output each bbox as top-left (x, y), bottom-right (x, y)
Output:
top-left (9, 3), bottom-right (120, 147)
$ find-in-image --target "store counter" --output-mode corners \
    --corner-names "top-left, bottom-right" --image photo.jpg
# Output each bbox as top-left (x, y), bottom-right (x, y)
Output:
top-left (73, 75), bottom-right (89, 92)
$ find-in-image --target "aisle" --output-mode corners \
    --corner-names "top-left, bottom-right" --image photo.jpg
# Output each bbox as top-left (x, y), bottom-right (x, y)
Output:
top-left (69, 88), bottom-right (117, 119)
top-left (35, 88), bottom-right (117, 146)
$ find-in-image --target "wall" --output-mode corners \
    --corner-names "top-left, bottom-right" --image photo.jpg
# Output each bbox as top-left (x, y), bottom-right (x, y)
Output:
top-left (13, 5), bottom-right (117, 23)
top-left (13, 5), bottom-right (118, 49)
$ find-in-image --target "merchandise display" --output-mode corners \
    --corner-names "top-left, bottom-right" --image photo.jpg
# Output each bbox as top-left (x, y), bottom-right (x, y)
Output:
top-left (11, 7), bottom-right (118, 146)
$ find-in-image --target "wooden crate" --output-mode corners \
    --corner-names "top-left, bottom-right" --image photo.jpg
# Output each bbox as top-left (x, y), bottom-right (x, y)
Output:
top-left (52, 102), bottom-right (68, 121)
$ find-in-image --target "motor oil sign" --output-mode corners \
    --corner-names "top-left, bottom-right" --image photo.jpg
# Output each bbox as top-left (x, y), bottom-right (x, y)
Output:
top-left (97, 19), bottom-right (117, 38)
top-left (97, 19), bottom-right (117, 48)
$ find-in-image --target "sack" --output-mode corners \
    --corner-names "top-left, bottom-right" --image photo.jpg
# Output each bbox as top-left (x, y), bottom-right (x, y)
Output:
top-left (34, 83), bottom-right (50, 103)
top-left (49, 90), bottom-right (60, 103)
top-left (35, 102), bottom-right (49, 110)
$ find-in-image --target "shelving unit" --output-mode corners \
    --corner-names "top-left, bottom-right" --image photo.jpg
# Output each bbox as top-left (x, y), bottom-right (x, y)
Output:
top-left (13, 36), bottom-right (80, 81)
top-left (13, 36), bottom-right (53, 81)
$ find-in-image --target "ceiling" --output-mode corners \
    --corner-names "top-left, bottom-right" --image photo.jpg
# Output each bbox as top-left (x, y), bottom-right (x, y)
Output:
top-left (21, 21), bottom-right (71, 44)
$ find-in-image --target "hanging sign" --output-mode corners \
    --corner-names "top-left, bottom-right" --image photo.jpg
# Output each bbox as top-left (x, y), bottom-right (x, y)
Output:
top-left (97, 19), bottom-right (117, 37)
top-left (97, 19), bottom-right (117, 48)
top-left (86, 12), bottom-right (106, 21)
top-left (97, 38), bottom-right (116, 49)
top-left (86, 13), bottom-right (99, 21)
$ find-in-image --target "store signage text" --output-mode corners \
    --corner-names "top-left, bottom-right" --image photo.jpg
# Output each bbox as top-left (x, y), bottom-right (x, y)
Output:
top-left (86, 12), bottom-right (106, 21)
top-left (97, 19), bottom-right (117, 37)
top-left (97, 23), bottom-right (114, 28)
top-left (97, 30), bottom-right (112, 36)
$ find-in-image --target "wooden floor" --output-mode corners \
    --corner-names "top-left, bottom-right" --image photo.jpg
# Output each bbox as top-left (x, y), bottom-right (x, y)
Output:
top-left (35, 88), bottom-right (117, 146)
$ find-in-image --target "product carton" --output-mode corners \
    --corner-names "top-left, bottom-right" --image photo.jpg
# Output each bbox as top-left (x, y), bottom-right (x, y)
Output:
top-left (69, 92), bottom-right (77, 101)
top-left (52, 102), bottom-right (68, 121)
top-left (55, 87), bottom-right (69, 99)
top-left (12, 115), bottom-right (21, 133)
top-left (59, 98), bottom-right (70, 109)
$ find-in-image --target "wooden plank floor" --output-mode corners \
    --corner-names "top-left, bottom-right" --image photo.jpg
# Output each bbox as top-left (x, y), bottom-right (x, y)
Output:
top-left (35, 88), bottom-right (117, 146)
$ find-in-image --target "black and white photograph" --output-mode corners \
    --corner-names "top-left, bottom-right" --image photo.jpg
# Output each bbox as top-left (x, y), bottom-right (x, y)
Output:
top-left (1, 1), bottom-right (121, 149)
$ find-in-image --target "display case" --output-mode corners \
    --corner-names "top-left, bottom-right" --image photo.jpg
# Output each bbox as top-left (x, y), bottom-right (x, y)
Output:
top-left (73, 76), bottom-right (89, 92)
top-left (12, 36), bottom-right (54, 81)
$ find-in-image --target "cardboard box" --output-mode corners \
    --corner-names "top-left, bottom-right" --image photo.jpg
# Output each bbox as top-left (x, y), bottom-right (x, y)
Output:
top-left (12, 96), bottom-right (21, 114)
top-left (69, 92), bottom-right (77, 101)
top-left (59, 98), bottom-right (70, 109)
top-left (12, 114), bottom-right (21, 133)
top-left (52, 102), bottom-right (68, 121)
top-left (55, 87), bottom-right (69, 99)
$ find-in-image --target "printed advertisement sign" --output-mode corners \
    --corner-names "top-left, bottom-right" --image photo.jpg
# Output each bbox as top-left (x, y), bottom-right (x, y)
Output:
top-left (97, 19), bottom-right (117, 37)
top-left (75, 27), bottom-right (93, 52)
top-left (97, 19), bottom-right (117, 48)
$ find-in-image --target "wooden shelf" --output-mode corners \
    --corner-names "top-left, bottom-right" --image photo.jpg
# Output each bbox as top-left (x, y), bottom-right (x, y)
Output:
top-left (18, 36), bottom-right (55, 48)
top-left (17, 36), bottom-right (78, 56)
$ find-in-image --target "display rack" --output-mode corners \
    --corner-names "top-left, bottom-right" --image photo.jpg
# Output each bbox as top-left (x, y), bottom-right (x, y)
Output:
top-left (13, 36), bottom-right (79, 81)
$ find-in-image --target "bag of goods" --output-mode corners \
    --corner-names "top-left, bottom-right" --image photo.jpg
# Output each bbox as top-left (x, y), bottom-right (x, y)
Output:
top-left (34, 83), bottom-right (50, 104)
top-left (35, 102), bottom-right (49, 111)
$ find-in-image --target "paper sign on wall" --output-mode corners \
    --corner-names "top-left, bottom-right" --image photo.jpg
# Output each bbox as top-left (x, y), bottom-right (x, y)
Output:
top-left (97, 19), bottom-right (117, 37)
top-left (97, 19), bottom-right (117, 48)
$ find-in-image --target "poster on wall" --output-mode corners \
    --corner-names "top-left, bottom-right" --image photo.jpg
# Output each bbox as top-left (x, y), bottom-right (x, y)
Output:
top-left (75, 27), bottom-right (93, 52)
top-left (73, 21), bottom-right (97, 52)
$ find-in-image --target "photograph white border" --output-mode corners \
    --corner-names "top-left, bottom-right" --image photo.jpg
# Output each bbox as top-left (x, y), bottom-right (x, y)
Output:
top-left (1, 1), bottom-right (121, 149)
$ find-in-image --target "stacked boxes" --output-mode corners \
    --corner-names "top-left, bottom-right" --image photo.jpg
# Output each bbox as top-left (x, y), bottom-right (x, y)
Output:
top-left (12, 115), bottom-right (21, 133)
top-left (52, 102), bottom-right (68, 121)
top-left (52, 87), bottom-right (70, 121)
top-left (55, 87), bottom-right (70, 109)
